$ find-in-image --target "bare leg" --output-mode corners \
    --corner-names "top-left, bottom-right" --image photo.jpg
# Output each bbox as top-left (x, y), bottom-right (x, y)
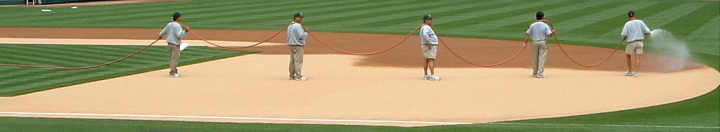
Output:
top-left (634, 54), bottom-right (641, 73)
top-left (424, 59), bottom-right (429, 75)
top-left (429, 59), bottom-right (435, 75)
top-left (626, 54), bottom-right (632, 72)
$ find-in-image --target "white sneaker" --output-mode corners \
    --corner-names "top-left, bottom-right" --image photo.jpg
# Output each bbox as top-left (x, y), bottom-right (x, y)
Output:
top-left (170, 73), bottom-right (180, 78)
top-left (624, 71), bottom-right (633, 76)
top-left (423, 75), bottom-right (431, 80)
top-left (533, 74), bottom-right (545, 78)
top-left (431, 75), bottom-right (441, 81)
top-left (295, 77), bottom-right (307, 81)
top-left (632, 73), bottom-right (638, 78)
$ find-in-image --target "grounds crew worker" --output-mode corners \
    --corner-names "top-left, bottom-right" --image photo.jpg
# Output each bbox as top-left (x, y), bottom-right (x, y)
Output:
top-left (621, 10), bottom-right (651, 77)
top-left (288, 12), bottom-right (307, 81)
top-left (420, 14), bottom-right (441, 81)
top-left (159, 12), bottom-right (188, 78)
top-left (524, 11), bottom-right (555, 78)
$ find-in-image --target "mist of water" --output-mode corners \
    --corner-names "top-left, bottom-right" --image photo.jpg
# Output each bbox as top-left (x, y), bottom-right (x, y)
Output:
top-left (647, 29), bottom-right (692, 72)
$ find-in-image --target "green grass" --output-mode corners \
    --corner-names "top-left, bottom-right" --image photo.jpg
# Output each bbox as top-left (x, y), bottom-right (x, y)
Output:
top-left (0, 0), bottom-right (717, 131)
top-left (0, 44), bottom-right (256, 96)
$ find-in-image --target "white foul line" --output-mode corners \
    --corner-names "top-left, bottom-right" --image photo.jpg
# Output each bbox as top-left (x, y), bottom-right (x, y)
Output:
top-left (484, 122), bottom-right (720, 129)
top-left (0, 112), bottom-right (471, 125)
top-left (2, 112), bottom-right (718, 129)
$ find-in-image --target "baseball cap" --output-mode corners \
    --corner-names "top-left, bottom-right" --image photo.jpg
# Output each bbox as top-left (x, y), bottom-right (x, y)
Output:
top-left (173, 12), bottom-right (181, 20)
top-left (423, 14), bottom-right (432, 20)
top-left (628, 10), bottom-right (635, 17)
top-left (294, 12), bottom-right (304, 18)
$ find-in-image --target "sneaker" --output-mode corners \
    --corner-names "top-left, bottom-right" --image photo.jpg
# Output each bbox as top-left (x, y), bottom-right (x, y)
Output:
top-left (295, 77), bottom-right (307, 81)
top-left (632, 73), bottom-right (638, 78)
top-left (170, 73), bottom-right (180, 78)
top-left (423, 75), bottom-right (431, 80)
top-left (431, 75), bottom-right (441, 81)
top-left (624, 71), bottom-right (633, 76)
top-left (533, 74), bottom-right (545, 78)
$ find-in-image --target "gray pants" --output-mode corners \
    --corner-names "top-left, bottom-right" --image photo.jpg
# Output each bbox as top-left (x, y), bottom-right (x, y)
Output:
top-left (167, 43), bottom-right (180, 75)
top-left (289, 45), bottom-right (304, 79)
top-left (532, 41), bottom-right (547, 76)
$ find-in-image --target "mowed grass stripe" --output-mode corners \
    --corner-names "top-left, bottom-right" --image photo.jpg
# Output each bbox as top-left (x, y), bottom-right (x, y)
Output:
top-left (9, 45), bottom-right (134, 67)
top-left (207, 0), bottom-right (360, 25)
top-left (190, 0), bottom-right (338, 25)
top-left (600, 2), bottom-right (705, 37)
top-left (325, 0), bottom-right (476, 29)
top-left (181, 0), bottom-right (321, 25)
top-left (471, 0), bottom-right (613, 33)
top-left (23, 44), bottom-right (147, 67)
top-left (439, 0), bottom-right (569, 30)
top-left (264, 0), bottom-right (412, 27)
top-left (344, 0), bottom-right (485, 29)
top-left (363, 0), bottom-right (514, 30)
top-left (15, 1), bottom-right (192, 24)
top-left (310, 0), bottom-right (439, 29)
top-left (66, 45), bottom-right (166, 63)
top-left (380, 0), bottom-right (520, 29)
top-left (0, 45), bottom-right (250, 96)
top-left (688, 16), bottom-right (720, 55)
top-left (558, 1), bottom-right (661, 34)
top-left (450, 0), bottom-right (585, 34)
top-left (660, 3), bottom-right (719, 37)
top-left (92, 0), bottom-right (277, 24)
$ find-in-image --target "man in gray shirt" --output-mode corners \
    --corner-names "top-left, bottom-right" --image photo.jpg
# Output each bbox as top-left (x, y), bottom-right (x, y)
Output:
top-left (524, 11), bottom-right (555, 78)
top-left (420, 14), bottom-right (440, 81)
top-left (159, 12), bottom-right (188, 78)
top-left (287, 12), bottom-right (308, 81)
top-left (621, 10), bottom-right (651, 77)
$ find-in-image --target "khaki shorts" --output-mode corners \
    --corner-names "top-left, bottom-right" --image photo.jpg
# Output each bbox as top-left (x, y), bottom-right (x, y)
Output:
top-left (422, 44), bottom-right (437, 59)
top-left (626, 41), bottom-right (644, 55)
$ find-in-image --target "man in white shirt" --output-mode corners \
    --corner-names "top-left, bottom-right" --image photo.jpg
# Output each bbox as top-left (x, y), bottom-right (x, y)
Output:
top-left (621, 10), bottom-right (651, 77)
top-left (420, 14), bottom-right (440, 81)
top-left (524, 11), bottom-right (555, 78)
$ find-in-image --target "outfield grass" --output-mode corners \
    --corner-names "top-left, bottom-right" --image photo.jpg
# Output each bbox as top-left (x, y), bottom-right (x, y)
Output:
top-left (0, 44), bottom-right (256, 96)
top-left (0, 0), bottom-right (718, 131)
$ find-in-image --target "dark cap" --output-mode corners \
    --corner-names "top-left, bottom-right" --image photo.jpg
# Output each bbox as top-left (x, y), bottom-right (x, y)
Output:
top-left (173, 12), bottom-right (181, 20)
top-left (628, 10), bottom-right (635, 17)
top-left (423, 14), bottom-right (433, 20)
top-left (294, 12), bottom-right (304, 18)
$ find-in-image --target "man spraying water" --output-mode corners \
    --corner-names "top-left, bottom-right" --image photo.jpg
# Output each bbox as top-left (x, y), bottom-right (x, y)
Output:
top-left (621, 10), bottom-right (651, 77)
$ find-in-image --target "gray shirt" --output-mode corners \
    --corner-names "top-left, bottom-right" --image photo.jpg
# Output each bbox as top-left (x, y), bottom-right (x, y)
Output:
top-left (159, 22), bottom-right (186, 45)
top-left (287, 23), bottom-right (307, 46)
top-left (621, 19), bottom-right (651, 42)
top-left (526, 22), bottom-right (552, 42)
top-left (420, 25), bottom-right (438, 45)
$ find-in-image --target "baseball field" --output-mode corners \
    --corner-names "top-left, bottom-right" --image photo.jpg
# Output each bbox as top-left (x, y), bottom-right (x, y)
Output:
top-left (0, 0), bottom-right (718, 131)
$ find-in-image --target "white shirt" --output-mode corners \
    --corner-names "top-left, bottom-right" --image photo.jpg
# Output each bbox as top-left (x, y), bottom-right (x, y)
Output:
top-left (526, 22), bottom-right (552, 42)
top-left (420, 25), bottom-right (438, 45)
top-left (621, 19), bottom-right (651, 42)
top-left (159, 22), bottom-right (187, 45)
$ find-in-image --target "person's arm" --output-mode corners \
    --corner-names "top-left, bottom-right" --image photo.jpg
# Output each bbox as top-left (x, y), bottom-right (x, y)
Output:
top-left (159, 25), bottom-right (168, 39)
top-left (174, 23), bottom-right (187, 38)
top-left (642, 22), bottom-right (651, 36)
top-left (621, 24), bottom-right (629, 38)
top-left (545, 24), bottom-right (554, 37)
top-left (296, 24), bottom-right (307, 40)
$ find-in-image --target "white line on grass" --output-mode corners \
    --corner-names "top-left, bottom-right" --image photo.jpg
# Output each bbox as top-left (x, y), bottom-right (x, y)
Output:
top-left (484, 122), bottom-right (720, 129)
top-left (0, 112), bottom-right (471, 125)
top-left (2, 112), bottom-right (718, 129)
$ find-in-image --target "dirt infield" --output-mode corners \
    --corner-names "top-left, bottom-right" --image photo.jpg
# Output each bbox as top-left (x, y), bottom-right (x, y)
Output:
top-left (0, 27), bottom-right (703, 72)
top-left (0, 27), bottom-right (718, 127)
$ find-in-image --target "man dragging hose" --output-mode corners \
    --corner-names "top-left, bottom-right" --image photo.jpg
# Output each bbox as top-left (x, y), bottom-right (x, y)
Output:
top-left (420, 14), bottom-right (441, 81)
top-left (621, 10), bottom-right (651, 77)
top-left (524, 11), bottom-right (555, 78)
top-left (159, 12), bottom-right (189, 78)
